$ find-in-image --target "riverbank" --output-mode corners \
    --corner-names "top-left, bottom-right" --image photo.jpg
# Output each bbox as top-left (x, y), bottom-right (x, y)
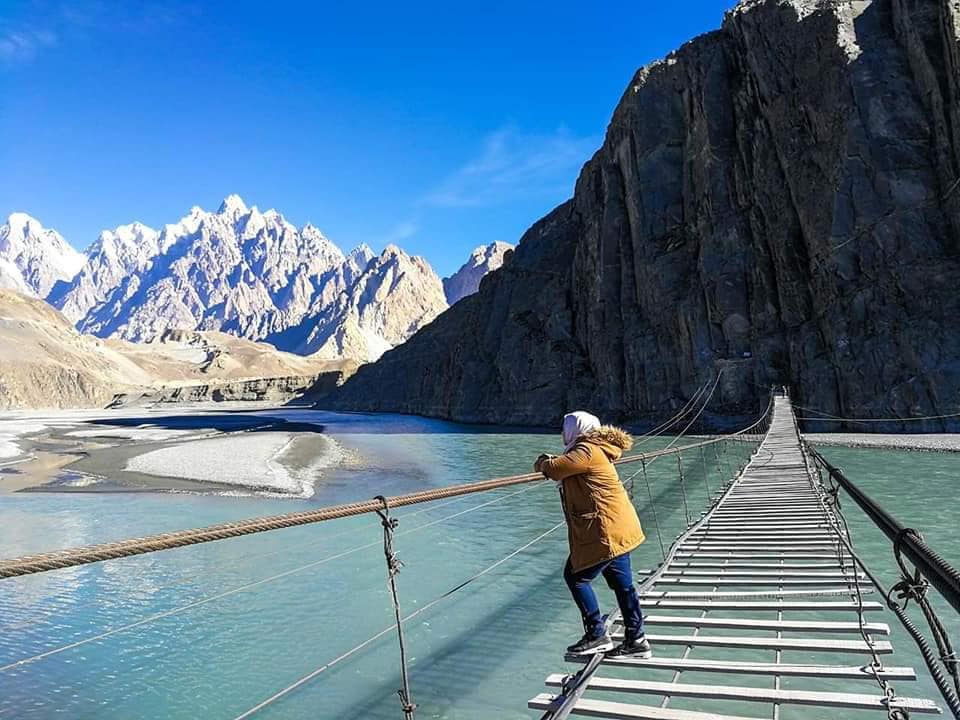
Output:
top-left (0, 406), bottom-right (345, 497)
top-left (805, 433), bottom-right (960, 452)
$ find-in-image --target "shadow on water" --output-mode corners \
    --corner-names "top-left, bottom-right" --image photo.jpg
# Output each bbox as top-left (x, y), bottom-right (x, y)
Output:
top-left (83, 415), bottom-right (327, 435)
top-left (324, 542), bottom-right (566, 720)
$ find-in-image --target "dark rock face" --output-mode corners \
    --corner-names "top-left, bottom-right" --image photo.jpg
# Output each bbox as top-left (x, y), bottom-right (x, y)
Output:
top-left (332, 0), bottom-right (960, 431)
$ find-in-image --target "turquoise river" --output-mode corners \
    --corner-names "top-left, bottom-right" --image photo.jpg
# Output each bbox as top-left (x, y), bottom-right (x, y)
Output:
top-left (0, 409), bottom-right (957, 719)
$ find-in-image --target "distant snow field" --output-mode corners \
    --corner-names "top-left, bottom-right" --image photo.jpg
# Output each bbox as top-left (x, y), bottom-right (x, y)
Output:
top-left (124, 432), bottom-right (342, 496)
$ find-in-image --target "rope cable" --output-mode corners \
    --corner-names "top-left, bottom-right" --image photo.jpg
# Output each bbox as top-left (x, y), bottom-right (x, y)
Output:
top-left (0, 483), bottom-right (546, 673)
top-left (796, 406), bottom-right (960, 423)
top-left (633, 379), bottom-right (710, 446)
top-left (654, 370), bottom-right (724, 458)
top-left (0, 417), bottom-right (769, 580)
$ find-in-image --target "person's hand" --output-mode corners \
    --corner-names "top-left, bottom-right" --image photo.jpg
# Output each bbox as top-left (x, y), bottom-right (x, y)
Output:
top-left (534, 454), bottom-right (553, 473)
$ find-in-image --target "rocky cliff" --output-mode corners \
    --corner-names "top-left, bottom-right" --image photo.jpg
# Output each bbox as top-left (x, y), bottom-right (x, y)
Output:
top-left (332, 0), bottom-right (960, 430)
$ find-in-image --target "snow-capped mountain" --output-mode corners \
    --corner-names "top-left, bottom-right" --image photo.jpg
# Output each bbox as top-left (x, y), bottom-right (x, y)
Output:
top-left (49, 196), bottom-right (451, 362)
top-left (443, 241), bottom-right (513, 305)
top-left (278, 244), bottom-right (448, 361)
top-left (0, 213), bottom-right (85, 297)
top-left (48, 221), bottom-right (162, 323)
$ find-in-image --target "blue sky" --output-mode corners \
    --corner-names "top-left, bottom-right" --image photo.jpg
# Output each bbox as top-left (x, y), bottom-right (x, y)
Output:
top-left (0, 0), bottom-right (733, 276)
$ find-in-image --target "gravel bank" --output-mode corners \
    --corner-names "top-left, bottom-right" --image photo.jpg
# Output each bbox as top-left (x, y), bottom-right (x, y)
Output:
top-left (804, 433), bottom-right (960, 452)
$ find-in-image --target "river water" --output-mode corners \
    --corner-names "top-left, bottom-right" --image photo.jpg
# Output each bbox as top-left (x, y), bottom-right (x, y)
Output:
top-left (0, 410), bottom-right (956, 719)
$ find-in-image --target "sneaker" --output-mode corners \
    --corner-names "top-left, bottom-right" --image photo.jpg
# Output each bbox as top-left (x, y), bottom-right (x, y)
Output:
top-left (608, 636), bottom-right (653, 659)
top-left (566, 631), bottom-right (615, 655)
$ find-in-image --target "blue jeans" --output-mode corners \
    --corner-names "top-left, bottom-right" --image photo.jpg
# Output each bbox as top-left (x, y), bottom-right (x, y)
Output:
top-left (564, 553), bottom-right (644, 640)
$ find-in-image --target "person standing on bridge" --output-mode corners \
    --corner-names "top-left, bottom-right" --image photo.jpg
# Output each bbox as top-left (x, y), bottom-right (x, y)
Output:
top-left (535, 411), bottom-right (652, 658)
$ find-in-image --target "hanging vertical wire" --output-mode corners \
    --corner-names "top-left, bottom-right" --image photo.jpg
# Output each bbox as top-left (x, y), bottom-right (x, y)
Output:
top-left (698, 443), bottom-right (712, 501)
top-left (374, 496), bottom-right (417, 720)
top-left (676, 453), bottom-right (691, 527)
top-left (640, 458), bottom-right (666, 561)
top-left (712, 442), bottom-right (726, 492)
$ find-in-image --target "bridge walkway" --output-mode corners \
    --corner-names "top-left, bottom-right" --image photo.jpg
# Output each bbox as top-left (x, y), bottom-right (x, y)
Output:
top-left (529, 396), bottom-right (941, 719)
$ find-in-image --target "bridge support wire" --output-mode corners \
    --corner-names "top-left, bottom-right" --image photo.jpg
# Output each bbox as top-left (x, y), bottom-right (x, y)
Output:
top-left (375, 496), bottom-right (417, 720)
top-left (806, 446), bottom-right (960, 717)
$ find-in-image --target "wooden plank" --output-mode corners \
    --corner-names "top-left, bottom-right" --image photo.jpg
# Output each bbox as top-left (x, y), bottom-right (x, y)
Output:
top-left (687, 534), bottom-right (837, 541)
top-left (679, 543), bottom-right (840, 549)
top-left (673, 552), bottom-right (838, 559)
top-left (661, 569), bottom-right (866, 579)
top-left (634, 615), bottom-right (890, 634)
top-left (528, 694), bottom-right (766, 720)
top-left (719, 497), bottom-right (819, 501)
top-left (637, 599), bottom-right (884, 611)
top-left (714, 511), bottom-right (824, 516)
top-left (668, 562), bottom-right (854, 570)
top-left (655, 578), bottom-right (866, 587)
top-left (621, 633), bottom-right (892, 654)
top-left (713, 503), bottom-right (821, 509)
top-left (563, 655), bottom-right (915, 679)
top-left (708, 516), bottom-right (827, 522)
top-left (691, 530), bottom-right (834, 536)
top-left (696, 523), bottom-right (829, 529)
top-left (721, 495), bottom-right (818, 499)
top-left (709, 513), bottom-right (826, 517)
top-left (673, 555), bottom-right (839, 562)
top-left (721, 492), bottom-right (817, 497)
top-left (713, 504), bottom-right (820, 508)
top-left (702, 522), bottom-right (829, 528)
top-left (683, 538), bottom-right (839, 545)
top-left (542, 676), bottom-right (940, 714)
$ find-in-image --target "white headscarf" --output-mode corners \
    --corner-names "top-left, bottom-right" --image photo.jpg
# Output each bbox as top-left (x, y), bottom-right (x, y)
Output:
top-left (562, 411), bottom-right (601, 452)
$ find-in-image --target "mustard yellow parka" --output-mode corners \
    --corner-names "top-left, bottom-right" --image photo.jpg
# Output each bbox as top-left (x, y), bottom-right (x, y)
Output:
top-left (539, 426), bottom-right (645, 572)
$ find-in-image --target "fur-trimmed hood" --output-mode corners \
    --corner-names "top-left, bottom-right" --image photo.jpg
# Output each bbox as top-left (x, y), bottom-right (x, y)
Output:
top-left (578, 426), bottom-right (634, 460)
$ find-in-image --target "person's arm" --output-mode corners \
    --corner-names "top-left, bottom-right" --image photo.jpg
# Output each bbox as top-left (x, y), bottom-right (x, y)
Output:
top-left (539, 444), bottom-right (593, 481)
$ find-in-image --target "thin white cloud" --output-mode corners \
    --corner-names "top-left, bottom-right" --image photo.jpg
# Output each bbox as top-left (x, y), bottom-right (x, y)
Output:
top-left (0, 28), bottom-right (57, 64)
top-left (378, 220), bottom-right (419, 246)
top-left (1, 2), bottom-right (195, 67)
top-left (423, 126), bottom-right (598, 209)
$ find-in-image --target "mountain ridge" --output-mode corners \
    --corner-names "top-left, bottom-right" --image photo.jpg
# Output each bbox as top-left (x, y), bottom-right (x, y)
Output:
top-left (4, 199), bottom-right (507, 364)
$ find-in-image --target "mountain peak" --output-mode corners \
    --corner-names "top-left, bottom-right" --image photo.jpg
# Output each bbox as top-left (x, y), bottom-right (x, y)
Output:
top-left (6, 211), bottom-right (38, 230)
top-left (0, 213), bottom-right (85, 298)
top-left (218, 194), bottom-right (249, 216)
top-left (442, 240), bottom-right (514, 305)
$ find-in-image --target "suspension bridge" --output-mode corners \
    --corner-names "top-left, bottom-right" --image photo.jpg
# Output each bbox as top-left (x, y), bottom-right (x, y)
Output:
top-left (532, 396), bottom-right (951, 719)
top-left (0, 393), bottom-right (957, 719)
